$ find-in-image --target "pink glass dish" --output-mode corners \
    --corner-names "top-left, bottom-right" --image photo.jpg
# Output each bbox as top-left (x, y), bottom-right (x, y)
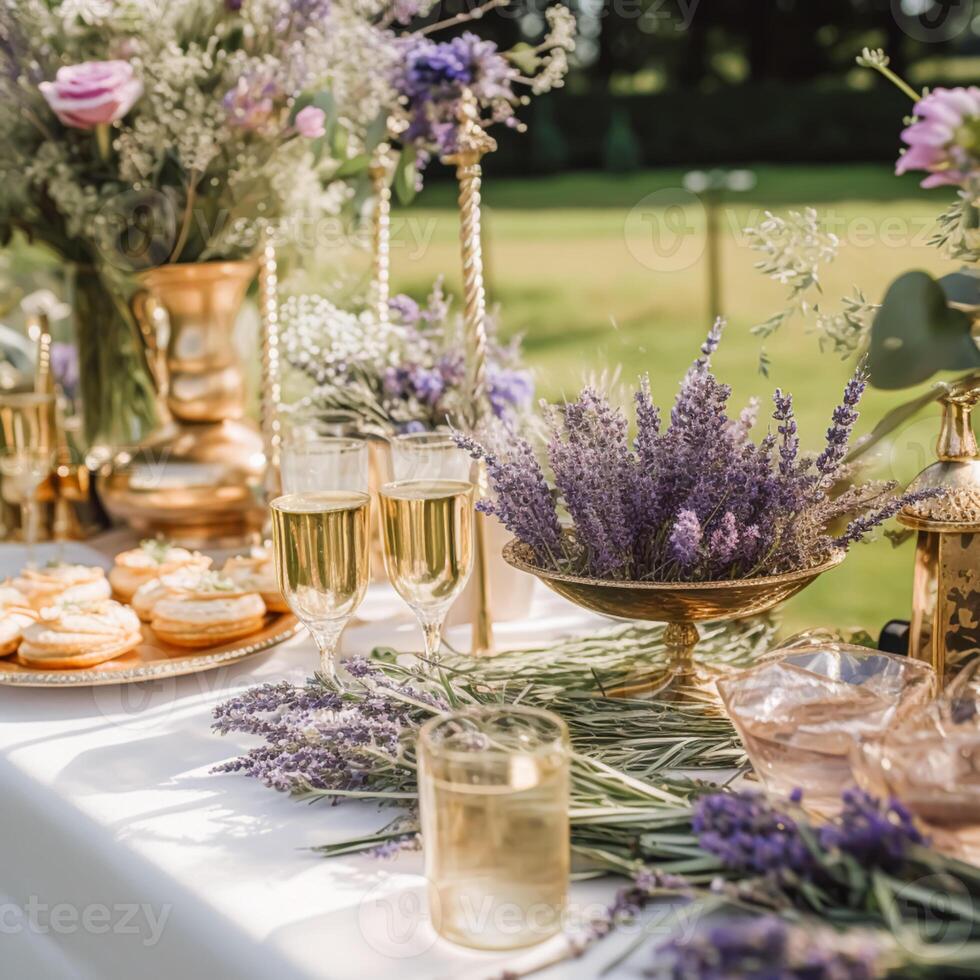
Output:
top-left (718, 645), bottom-right (936, 812)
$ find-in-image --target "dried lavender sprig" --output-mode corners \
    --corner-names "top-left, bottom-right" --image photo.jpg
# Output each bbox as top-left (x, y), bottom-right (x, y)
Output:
top-left (832, 487), bottom-right (943, 548)
top-left (814, 368), bottom-right (868, 490)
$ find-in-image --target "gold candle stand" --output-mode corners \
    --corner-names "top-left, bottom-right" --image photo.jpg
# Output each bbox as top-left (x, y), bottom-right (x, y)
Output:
top-left (442, 89), bottom-right (498, 656)
top-left (369, 142), bottom-right (395, 326)
top-left (899, 378), bottom-right (980, 683)
top-left (258, 227), bottom-right (283, 504)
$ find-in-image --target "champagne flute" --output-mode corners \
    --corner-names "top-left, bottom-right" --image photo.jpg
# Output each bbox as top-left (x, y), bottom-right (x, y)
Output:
top-left (270, 491), bottom-right (371, 683)
top-left (380, 479), bottom-right (475, 665)
top-left (390, 430), bottom-right (472, 483)
top-left (0, 392), bottom-right (57, 565)
top-left (0, 447), bottom-right (55, 566)
top-left (280, 437), bottom-right (369, 494)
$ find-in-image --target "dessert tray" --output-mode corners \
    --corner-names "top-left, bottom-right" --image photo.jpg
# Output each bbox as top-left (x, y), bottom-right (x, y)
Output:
top-left (0, 540), bottom-right (300, 688)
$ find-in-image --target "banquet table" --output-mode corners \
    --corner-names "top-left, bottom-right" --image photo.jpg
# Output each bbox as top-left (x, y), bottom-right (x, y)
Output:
top-left (0, 542), bottom-right (676, 980)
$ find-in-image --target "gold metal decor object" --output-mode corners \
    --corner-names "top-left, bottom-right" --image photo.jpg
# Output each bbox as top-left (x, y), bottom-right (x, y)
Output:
top-left (369, 140), bottom-right (395, 325)
top-left (900, 378), bottom-right (980, 684)
top-left (100, 261), bottom-right (266, 544)
top-left (258, 229), bottom-right (283, 503)
top-left (0, 613), bottom-right (299, 688)
top-left (442, 89), bottom-right (497, 657)
top-left (503, 539), bottom-right (845, 697)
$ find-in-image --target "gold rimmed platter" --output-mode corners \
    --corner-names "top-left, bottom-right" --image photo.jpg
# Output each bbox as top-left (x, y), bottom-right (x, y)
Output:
top-left (0, 613), bottom-right (300, 687)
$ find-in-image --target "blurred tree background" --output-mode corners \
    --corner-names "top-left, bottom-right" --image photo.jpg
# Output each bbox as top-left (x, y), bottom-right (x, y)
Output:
top-left (412, 0), bottom-right (979, 174)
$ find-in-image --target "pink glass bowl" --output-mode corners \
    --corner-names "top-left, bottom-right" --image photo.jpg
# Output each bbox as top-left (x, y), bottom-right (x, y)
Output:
top-left (718, 645), bottom-right (936, 812)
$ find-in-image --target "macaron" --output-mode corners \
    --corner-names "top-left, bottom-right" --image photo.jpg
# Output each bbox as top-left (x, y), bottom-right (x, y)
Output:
top-left (18, 600), bottom-right (142, 670)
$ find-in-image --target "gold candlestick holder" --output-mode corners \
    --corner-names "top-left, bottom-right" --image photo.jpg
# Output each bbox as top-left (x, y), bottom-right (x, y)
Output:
top-left (369, 141), bottom-right (395, 326)
top-left (442, 89), bottom-right (498, 656)
top-left (258, 226), bottom-right (283, 505)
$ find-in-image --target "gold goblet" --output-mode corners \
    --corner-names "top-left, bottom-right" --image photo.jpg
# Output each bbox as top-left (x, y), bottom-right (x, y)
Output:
top-left (502, 538), bottom-right (845, 697)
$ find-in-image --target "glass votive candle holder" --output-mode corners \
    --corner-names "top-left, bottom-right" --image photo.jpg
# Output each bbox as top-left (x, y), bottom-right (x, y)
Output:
top-left (717, 644), bottom-right (936, 813)
top-left (417, 705), bottom-right (570, 951)
top-left (853, 662), bottom-right (980, 864)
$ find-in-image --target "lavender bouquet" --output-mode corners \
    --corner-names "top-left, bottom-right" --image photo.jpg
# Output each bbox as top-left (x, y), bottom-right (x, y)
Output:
top-left (282, 279), bottom-right (534, 433)
top-left (456, 320), bottom-right (937, 583)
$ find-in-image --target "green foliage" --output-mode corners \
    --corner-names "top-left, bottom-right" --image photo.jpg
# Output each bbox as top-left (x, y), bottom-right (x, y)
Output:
top-left (601, 107), bottom-right (642, 173)
top-left (394, 145), bottom-right (419, 205)
top-left (867, 271), bottom-right (980, 390)
top-left (529, 99), bottom-right (570, 174)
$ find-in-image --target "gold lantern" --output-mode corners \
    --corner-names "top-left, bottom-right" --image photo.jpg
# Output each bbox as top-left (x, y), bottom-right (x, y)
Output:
top-left (899, 378), bottom-right (980, 683)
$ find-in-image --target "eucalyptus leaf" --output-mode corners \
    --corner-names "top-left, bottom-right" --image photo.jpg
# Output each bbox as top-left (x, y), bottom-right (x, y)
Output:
top-left (940, 269), bottom-right (980, 310)
top-left (334, 153), bottom-right (371, 178)
top-left (363, 111), bottom-right (389, 153)
top-left (867, 270), bottom-right (980, 389)
top-left (331, 124), bottom-right (348, 160)
top-left (394, 145), bottom-right (419, 205)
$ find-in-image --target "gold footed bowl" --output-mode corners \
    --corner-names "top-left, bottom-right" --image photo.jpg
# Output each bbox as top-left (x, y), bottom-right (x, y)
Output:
top-left (502, 540), bottom-right (845, 698)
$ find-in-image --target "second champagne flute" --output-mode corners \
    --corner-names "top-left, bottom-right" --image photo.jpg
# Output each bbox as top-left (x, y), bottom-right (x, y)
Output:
top-left (270, 491), bottom-right (371, 683)
top-left (379, 478), bottom-right (475, 665)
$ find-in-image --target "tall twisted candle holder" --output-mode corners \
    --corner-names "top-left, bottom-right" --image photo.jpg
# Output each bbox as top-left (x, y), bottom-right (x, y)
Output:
top-left (442, 89), bottom-right (498, 656)
top-left (369, 141), bottom-right (396, 326)
top-left (258, 225), bottom-right (283, 504)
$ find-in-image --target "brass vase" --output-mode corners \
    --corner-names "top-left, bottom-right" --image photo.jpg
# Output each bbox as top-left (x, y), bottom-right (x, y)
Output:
top-left (100, 261), bottom-right (266, 544)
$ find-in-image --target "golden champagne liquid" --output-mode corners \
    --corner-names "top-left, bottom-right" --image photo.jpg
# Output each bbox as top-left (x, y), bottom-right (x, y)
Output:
top-left (419, 748), bottom-right (570, 950)
top-left (379, 480), bottom-right (474, 612)
top-left (270, 492), bottom-right (370, 626)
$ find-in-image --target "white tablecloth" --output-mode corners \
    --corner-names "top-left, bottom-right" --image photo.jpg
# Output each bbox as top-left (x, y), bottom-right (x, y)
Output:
top-left (0, 569), bottom-right (664, 980)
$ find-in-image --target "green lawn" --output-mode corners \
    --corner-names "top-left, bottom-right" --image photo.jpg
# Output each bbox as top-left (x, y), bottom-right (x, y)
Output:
top-left (5, 163), bottom-right (957, 636)
top-left (380, 164), bottom-right (956, 635)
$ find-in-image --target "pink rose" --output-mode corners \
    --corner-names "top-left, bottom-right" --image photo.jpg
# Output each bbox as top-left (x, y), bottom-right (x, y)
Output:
top-left (40, 60), bottom-right (143, 130)
top-left (295, 106), bottom-right (326, 139)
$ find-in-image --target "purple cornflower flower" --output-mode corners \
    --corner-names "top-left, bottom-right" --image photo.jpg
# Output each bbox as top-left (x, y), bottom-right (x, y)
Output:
top-left (392, 33), bottom-right (519, 157)
top-left (692, 791), bottom-right (814, 878)
top-left (819, 788), bottom-right (925, 868)
top-left (897, 86), bottom-right (980, 189)
top-left (651, 916), bottom-right (890, 980)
